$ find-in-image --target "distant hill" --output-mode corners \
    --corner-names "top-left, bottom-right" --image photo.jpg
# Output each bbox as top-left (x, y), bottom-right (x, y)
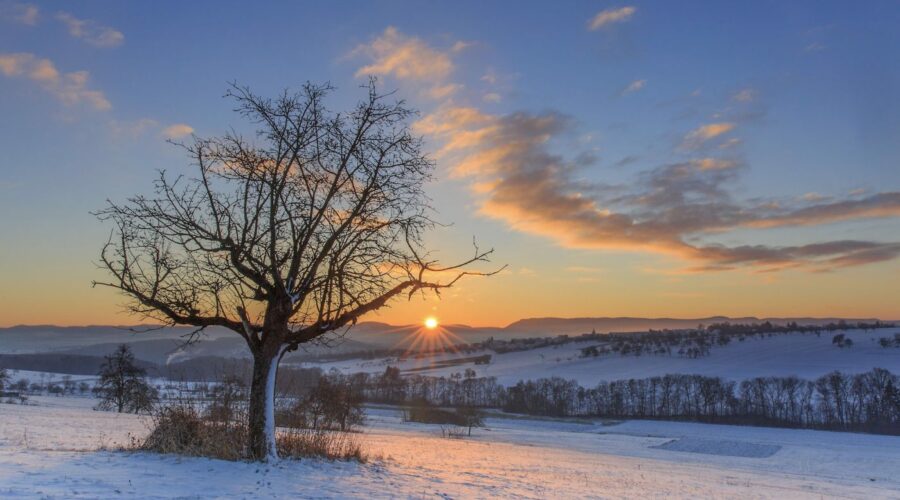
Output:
top-left (501, 316), bottom-right (887, 336)
top-left (1, 316), bottom-right (890, 367)
top-left (0, 353), bottom-right (157, 376)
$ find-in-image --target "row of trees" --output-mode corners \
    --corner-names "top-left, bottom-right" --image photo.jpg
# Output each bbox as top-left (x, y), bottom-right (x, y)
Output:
top-left (349, 366), bottom-right (899, 435)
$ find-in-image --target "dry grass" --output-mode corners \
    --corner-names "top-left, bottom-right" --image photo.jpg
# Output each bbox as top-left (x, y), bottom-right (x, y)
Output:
top-left (140, 400), bottom-right (366, 462)
top-left (140, 405), bottom-right (247, 461)
top-left (277, 427), bottom-right (366, 462)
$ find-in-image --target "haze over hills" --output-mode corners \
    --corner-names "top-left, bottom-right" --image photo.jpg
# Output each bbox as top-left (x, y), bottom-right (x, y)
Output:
top-left (501, 316), bottom-right (892, 335)
top-left (1, 316), bottom-right (893, 364)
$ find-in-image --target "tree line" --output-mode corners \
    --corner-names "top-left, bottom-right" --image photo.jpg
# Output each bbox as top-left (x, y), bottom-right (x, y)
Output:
top-left (341, 367), bottom-right (899, 435)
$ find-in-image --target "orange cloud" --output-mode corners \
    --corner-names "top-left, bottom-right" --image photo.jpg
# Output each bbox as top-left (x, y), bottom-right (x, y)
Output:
top-left (0, 52), bottom-right (111, 110)
top-left (417, 105), bottom-right (900, 272)
top-left (352, 26), bottom-right (900, 274)
top-left (682, 122), bottom-right (735, 149)
top-left (354, 27), bottom-right (454, 82)
top-left (693, 158), bottom-right (737, 171)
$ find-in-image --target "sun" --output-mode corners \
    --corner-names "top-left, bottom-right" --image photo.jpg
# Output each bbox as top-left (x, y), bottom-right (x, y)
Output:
top-left (424, 316), bottom-right (439, 330)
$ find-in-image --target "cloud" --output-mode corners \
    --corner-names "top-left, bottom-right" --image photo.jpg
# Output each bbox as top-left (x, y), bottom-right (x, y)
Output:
top-left (162, 123), bottom-right (194, 139)
top-left (732, 88), bottom-right (756, 102)
top-left (0, 52), bottom-right (111, 110)
top-left (682, 122), bottom-right (735, 149)
top-left (110, 118), bottom-right (159, 138)
top-left (417, 105), bottom-right (900, 272)
top-left (719, 137), bottom-right (742, 149)
top-left (804, 42), bottom-right (826, 52)
top-left (483, 92), bottom-right (501, 103)
top-left (693, 158), bottom-right (737, 171)
top-left (588, 6), bottom-right (636, 30)
top-left (427, 83), bottom-right (463, 99)
top-left (621, 79), bottom-right (646, 95)
top-left (1, 2), bottom-right (38, 25)
top-left (359, 26), bottom-right (900, 274)
top-left (353, 26), bottom-right (454, 83)
top-left (56, 11), bottom-right (124, 48)
top-left (801, 192), bottom-right (829, 202)
top-left (451, 40), bottom-right (474, 53)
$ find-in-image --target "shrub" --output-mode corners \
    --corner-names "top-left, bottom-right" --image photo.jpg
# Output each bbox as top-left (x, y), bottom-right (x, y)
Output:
top-left (276, 376), bottom-right (365, 432)
top-left (141, 404), bottom-right (247, 461)
top-left (403, 400), bottom-right (466, 426)
top-left (141, 374), bottom-right (366, 462)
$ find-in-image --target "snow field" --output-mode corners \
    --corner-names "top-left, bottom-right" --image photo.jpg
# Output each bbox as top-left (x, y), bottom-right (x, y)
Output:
top-left (1, 396), bottom-right (899, 498)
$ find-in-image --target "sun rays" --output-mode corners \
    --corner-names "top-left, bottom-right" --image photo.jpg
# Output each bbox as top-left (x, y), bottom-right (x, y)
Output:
top-left (388, 317), bottom-right (468, 369)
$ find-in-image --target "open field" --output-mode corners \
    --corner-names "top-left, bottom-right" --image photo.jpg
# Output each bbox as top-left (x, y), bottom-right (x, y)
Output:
top-left (1, 395), bottom-right (898, 498)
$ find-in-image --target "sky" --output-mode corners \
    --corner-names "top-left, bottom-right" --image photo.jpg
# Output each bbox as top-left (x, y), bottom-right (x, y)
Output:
top-left (1, 1), bottom-right (899, 327)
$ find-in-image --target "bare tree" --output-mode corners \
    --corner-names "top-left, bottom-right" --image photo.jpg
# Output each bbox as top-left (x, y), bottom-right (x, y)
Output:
top-left (94, 81), bottom-right (500, 461)
top-left (95, 344), bottom-right (158, 414)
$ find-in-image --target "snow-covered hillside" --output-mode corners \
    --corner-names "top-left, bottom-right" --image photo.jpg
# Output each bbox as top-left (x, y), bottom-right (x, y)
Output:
top-left (311, 327), bottom-right (900, 385)
top-left (1, 396), bottom-right (898, 498)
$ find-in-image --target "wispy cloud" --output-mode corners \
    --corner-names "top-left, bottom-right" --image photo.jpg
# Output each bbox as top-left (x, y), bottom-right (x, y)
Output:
top-left (416, 105), bottom-right (900, 272)
top-left (56, 11), bottom-right (124, 48)
top-left (588, 6), bottom-right (636, 30)
top-left (621, 79), bottom-right (646, 95)
top-left (681, 122), bottom-right (735, 149)
top-left (0, 52), bottom-right (111, 110)
top-left (693, 158), bottom-right (737, 171)
top-left (354, 26), bottom-right (900, 274)
top-left (804, 42), bottom-right (826, 52)
top-left (0, 2), bottom-right (38, 25)
top-left (732, 88), bottom-right (756, 102)
top-left (161, 123), bottom-right (194, 139)
top-left (351, 26), bottom-right (471, 100)
top-left (109, 118), bottom-right (159, 138)
top-left (354, 26), bottom-right (453, 83)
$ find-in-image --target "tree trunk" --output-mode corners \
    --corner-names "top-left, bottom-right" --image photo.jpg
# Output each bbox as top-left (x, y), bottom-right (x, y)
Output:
top-left (248, 344), bottom-right (281, 461)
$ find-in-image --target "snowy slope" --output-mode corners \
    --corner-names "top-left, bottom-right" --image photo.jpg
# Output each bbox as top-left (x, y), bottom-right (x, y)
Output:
top-left (311, 327), bottom-right (900, 385)
top-left (1, 396), bottom-right (899, 498)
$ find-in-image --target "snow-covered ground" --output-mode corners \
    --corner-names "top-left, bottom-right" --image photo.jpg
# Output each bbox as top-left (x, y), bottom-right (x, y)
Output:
top-left (311, 328), bottom-right (900, 385)
top-left (1, 396), bottom-right (898, 498)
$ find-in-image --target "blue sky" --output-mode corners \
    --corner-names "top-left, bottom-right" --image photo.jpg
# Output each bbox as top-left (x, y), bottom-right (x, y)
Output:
top-left (1, 1), bottom-right (898, 326)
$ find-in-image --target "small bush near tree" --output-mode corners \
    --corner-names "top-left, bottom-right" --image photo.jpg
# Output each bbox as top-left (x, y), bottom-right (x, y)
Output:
top-left (135, 379), bottom-right (367, 462)
top-left (455, 406), bottom-right (485, 436)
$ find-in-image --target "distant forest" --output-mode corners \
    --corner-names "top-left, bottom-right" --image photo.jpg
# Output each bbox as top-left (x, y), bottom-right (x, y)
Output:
top-left (334, 367), bottom-right (900, 435)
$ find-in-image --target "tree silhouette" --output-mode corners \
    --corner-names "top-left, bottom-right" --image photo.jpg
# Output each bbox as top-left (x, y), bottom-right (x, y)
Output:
top-left (94, 81), bottom-right (500, 460)
top-left (95, 344), bottom-right (157, 414)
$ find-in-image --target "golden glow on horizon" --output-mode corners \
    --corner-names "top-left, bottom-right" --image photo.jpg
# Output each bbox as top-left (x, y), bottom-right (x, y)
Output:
top-left (0, 256), bottom-right (898, 327)
top-left (424, 316), bottom-right (439, 330)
